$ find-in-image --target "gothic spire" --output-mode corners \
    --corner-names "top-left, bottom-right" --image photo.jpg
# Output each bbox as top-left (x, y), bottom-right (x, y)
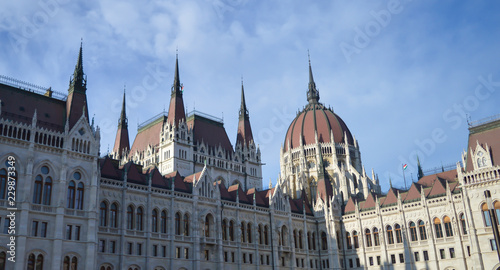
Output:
top-left (417, 156), bottom-right (424, 180)
top-left (167, 53), bottom-right (186, 126)
top-left (236, 80), bottom-right (254, 148)
top-left (113, 89), bottom-right (130, 159)
top-left (119, 89), bottom-right (128, 128)
top-left (66, 41), bottom-right (89, 129)
top-left (70, 40), bottom-right (87, 93)
top-left (307, 52), bottom-right (320, 104)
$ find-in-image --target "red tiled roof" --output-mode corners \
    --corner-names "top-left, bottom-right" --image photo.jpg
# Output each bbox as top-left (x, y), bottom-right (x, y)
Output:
top-left (0, 83), bottom-right (66, 132)
top-left (402, 183), bottom-right (422, 202)
top-left (344, 197), bottom-right (356, 213)
top-left (381, 188), bottom-right (398, 206)
top-left (187, 114), bottom-right (233, 154)
top-left (123, 162), bottom-right (147, 184)
top-left (417, 170), bottom-right (457, 187)
top-left (466, 119), bottom-right (500, 171)
top-left (427, 178), bottom-right (447, 198)
top-left (100, 157), bottom-right (121, 180)
top-left (361, 193), bottom-right (376, 209)
top-left (130, 117), bottom-right (165, 154)
top-left (184, 171), bottom-right (203, 183)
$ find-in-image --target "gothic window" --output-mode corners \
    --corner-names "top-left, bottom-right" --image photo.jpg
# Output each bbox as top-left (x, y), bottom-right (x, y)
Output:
top-left (352, 231), bottom-right (359, 249)
top-left (419, 220), bottom-right (427, 240)
top-left (160, 210), bottom-right (167, 233)
top-left (33, 175), bottom-right (43, 204)
top-left (127, 205), bottom-right (134, 230)
top-left (33, 166), bottom-right (52, 205)
top-left (395, 224), bottom-right (402, 243)
top-left (373, 228), bottom-right (380, 246)
top-left (205, 215), bottom-right (211, 237)
top-left (264, 225), bottom-right (269, 245)
top-left (222, 220), bottom-right (228, 241)
top-left (482, 203), bottom-right (492, 227)
top-left (444, 216), bottom-right (453, 237)
top-left (281, 226), bottom-right (288, 247)
top-left (110, 203), bottom-right (118, 228)
top-left (346, 232), bottom-right (352, 249)
top-left (434, 218), bottom-right (443, 238)
top-left (42, 177), bottom-right (52, 205)
top-left (0, 169), bottom-right (6, 200)
top-left (386, 225), bottom-right (394, 244)
top-left (27, 253), bottom-right (44, 270)
top-left (241, 222), bottom-right (246, 242)
top-left (75, 182), bottom-right (84, 210)
top-left (293, 230), bottom-right (298, 248)
top-left (365, 229), bottom-right (372, 247)
top-left (321, 232), bottom-right (328, 250)
top-left (183, 213), bottom-right (190, 236)
top-left (136, 207), bottom-right (144, 231)
top-left (310, 179), bottom-right (317, 204)
top-left (62, 256), bottom-right (78, 270)
top-left (0, 251), bottom-right (4, 270)
top-left (175, 212), bottom-right (181, 235)
top-left (496, 201), bottom-right (500, 225)
top-left (229, 221), bottom-right (235, 241)
top-left (152, 209), bottom-right (158, 233)
top-left (247, 223), bottom-right (252, 243)
top-left (409, 222), bottom-right (417, 241)
top-left (67, 181), bottom-right (76, 208)
top-left (99, 201), bottom-right (108, 227)
top-left (299, 230), bottom-right (303, 249)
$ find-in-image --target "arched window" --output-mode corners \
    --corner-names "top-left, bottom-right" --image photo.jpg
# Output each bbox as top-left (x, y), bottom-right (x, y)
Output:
top-left (495, 201), bottom-right (500, 224)
top-left (346, 232), bottom-right (352, 249)
top-left (482, 203), bottom-right (492, 227)
top-left (365, 229), bottom-right (372, 247)
top-left (299, 230), bottom-right (303, 249)
top-left (100, 201), bottom-right (108, 227)
top-left (336, 231), bottom-right (342, 250)
top-left (71, 257), bottom-right (78, 270)
top-left (0, 251), bottom-right (5, 270)
top-left (99, 265), bottom-right (113, 270)
top-left (27, 253), bottom-right (35, 270)
top-left (67, 181), bottom-right (76, 208)
top-left (409, 222), bottom-right (417, 241)
top-left (247, 223), bottom-right (252, 243)
top-left (264, 225), bottom-right (269, 245)
top-left (444, 216), bottom-right (453, 237)
top-left (136, 207), bottom-right (144, 231)
top-left (395, 224), bottom-right (402, 243)
top-left (183, 214), bottom-right (189, 236)
top-left (160, 210), bottom-right (167, 234)
top-left (205, 215), bottom-right (211, 237)
top-left (110, 203), bottom-right (118, 228)
top-left (293, 230), bottom-right (298, 248)
top-left (353, 231), bottom-right (359, 249)
top-left (419, 220), bottom-right (427, 240)
top-left (222, 220), bottom-right (228, 241)
top-left (127, 205), bottom-right (134, 230)
top-left (373, 228), bottom-right (380, 246)
top-left (312, 232), bottom-right (316, 250)
top-left (28, 254), bottom-right (43, 270)
top-left (62, 256), bottom-right (77, 270)
top-left (229, 221), bottom-right (235, 241)
top-left (257, 224), bottom-right (262, 244)
top-left (76, 182), bottom-right (84, 210)
top-left (321, 232), bottom-right (328, 250)
top-left (42, 177), bottom-right (52, 205)
top-left (386, 225), bottom-right (394, 244)
top-left (63, 256), bottom-right (70, 270)
top-left (0, 169), bottom-right (7, 200)
top-left (241, 222), bottom-right (246, 242)
top-left (33, 175), bottom-right (43, 204)
top-left (152, 209), bottom-right (158, 233)
top-left (310, 179), bottom-right (317, 204)
top-left (281, 226), bottom-right (288, 247)
top-left (434, 218), bottom-right (443, 238)
top-left (175, 212), bottom-right (181, 235)
top-left (460, 213), bottom-right (467, 235)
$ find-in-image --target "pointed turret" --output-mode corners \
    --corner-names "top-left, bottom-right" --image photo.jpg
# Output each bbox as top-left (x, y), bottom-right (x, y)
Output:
top-left (417, 156), bottom-right (424, 180)
top-left (306, 53), bottom-right (320, 104)
top-left (66, 42), bottom-right (89, 129)
top-left (236, 81), bottom-right (254, 148)
top-left (167, 54), bottom-right (186, 127)
top-left (113, 90), bottom-right (130, 158)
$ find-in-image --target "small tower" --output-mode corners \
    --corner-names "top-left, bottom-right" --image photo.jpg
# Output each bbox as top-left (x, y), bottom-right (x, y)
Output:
top-left (167, 53), bottom-right (186, 127)
top-left (236, 81), bottom-right (254, 148)
top-left (307, 53), bottom-right (320, 104)
top-left (66, 42), bottom-right (89, 129)
top-left (112, 90), bottom-right (130, 160)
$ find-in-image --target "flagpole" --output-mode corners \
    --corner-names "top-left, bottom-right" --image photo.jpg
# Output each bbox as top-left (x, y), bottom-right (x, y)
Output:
top-left (402, 164), bottom-right (407, 189)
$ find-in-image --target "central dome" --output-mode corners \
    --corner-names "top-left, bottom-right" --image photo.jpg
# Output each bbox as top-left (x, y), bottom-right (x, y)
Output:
top-left (283, 59), bottom-right (354, 152)
top-left (284, 103), bottom-right (354, 152)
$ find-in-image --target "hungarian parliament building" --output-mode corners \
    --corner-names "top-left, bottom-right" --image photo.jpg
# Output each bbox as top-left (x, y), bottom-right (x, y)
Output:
top-left (1, 45), bottom-right (500, 270)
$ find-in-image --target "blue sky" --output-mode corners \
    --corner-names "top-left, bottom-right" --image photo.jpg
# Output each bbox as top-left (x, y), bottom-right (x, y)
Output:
top-left (1, 0), bottom-right (500, 192)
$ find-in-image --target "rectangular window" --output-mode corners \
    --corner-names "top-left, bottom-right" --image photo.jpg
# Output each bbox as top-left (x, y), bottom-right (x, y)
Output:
top-left (3, 218), bottom-right (10, 234)
top-left (127, 242), bottom-right (133, 255)
top-left (399, 253), bottom-right (404, 263)
top-left (467, 246), bottom-right (471, 256)
top-left (349, 259), bottom-right (353, 268)
top-left (302, 259), bottom-right (305, 267)
top-left (491, 239), bottom-right (498, 251)
top-left (376, 256), bottom-right (381, 265)
top-left (243, 253), bottom-right (247, 263)
top-left (423, 251), bottom-right (429, 261)
top-left (99, 240), bottom-right (105, 252)
top-left (232, 252), bottom-right (235, 263)
top-left (32, 221), bottom-right (38, 236)
top-left (249, 254), bottom-right (253, 264)
top-left (66, 225), bottom-right (72, 240)
top-left (391, 254), bottom-right (396, 264)
top-left (185, 248), bottom-right (189, 259)
top-left (137, 243), bottom-right (142, 255)
top-left (369, 257), bottom-right (373, 266)
top-left (75, 226), bottom-right (81, 241)
top-left (153, 245), bottom-right (158, 256)
top-left (281, 257), bottom-right (285, 266)
top-left (203, 250), bottom-right (208, 261)
top-left (41, 222), bottom-right (47, 238)
top-left (356, 258), bottom-right (360, 267)
top-left (440, 249), bottom-right (445, 259)
top-left (266, 255), bottom-right (270, 265)
top-left (110, 241), bottom-right (116, 253)
top-left (225, 252), bottom-right (229, 262)
top-left (296, 258), bottom-right (299, 267)
top-left (162, 245), bottom-right (167, 257)
top-left (414, 251), bottom-right (420, 262)
top-left (176, 247), bottom-right (181, 258)
top-left (450, 248), bottom-right (455, 258)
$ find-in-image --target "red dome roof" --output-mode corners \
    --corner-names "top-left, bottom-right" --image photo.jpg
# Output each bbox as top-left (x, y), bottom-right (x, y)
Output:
top-left (284, 103), bottom-right (354, 152)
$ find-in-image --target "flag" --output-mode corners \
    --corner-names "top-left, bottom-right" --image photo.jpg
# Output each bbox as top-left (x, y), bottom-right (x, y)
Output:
top-left (403, 164), bottom-right (408, 170)
top-left (181, 84), bottom-right (184, 93)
